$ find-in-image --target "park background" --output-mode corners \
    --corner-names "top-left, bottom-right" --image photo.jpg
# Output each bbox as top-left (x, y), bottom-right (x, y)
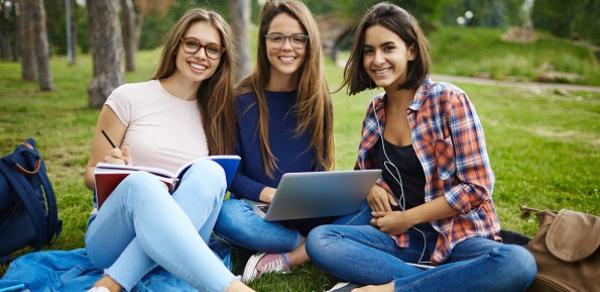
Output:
top-left (1, 0), bottom-right (599, 291)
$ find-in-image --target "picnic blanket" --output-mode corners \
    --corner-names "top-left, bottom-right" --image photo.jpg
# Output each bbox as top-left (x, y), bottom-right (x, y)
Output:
top-left (0, 235), bottom-right (232, 291)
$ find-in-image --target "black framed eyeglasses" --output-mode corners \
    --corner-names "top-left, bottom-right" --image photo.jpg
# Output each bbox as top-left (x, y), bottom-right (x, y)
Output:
top-left (265, 33), bottom-right (309, 49)
top-left (180, 37), bottom-right (225, 60)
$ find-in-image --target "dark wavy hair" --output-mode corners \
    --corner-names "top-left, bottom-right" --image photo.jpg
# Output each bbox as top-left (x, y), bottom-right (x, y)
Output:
top-left (343, 2), bottom-right (431, 95)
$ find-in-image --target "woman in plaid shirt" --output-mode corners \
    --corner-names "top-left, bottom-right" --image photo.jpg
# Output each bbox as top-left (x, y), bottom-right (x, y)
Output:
top-left (306, 3), bottom-right (537, 292)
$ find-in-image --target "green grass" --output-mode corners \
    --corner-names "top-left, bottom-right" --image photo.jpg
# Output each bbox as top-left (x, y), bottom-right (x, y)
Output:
top-left (428, 27), bottom-right (600, 85)
top-left (1, 37), bottom-right (599, 290)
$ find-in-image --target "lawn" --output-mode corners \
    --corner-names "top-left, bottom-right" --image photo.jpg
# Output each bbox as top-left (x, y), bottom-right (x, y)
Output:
top-left (1, 39), bottom-right (599, 290)
top-left (428, 27), bottom-right (600, 85)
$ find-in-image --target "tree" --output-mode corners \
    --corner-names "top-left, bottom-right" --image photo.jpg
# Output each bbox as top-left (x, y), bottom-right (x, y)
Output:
top-left (65, 0), bottom-right (74, 64)
top-left (120, 0), bottom-right (142, 71)
top-left (229, 0), bottom-right (251, 81)
top-left (87, 0), bottom-right (123, 108)
top-left (0, 0), bottom-right (19, 61)
top-left (31, 0), bottom-right (53, 90)
top-left (16, 0), bottom-right (37, 81)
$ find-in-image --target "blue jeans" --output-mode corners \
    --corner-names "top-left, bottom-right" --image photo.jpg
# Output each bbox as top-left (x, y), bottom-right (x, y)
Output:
top-left (85, 160), bottom-right (236, 292)
top-left (214, 199), bottom-right (373, 253)
top-left (306, 224), bottom-right (537, 292)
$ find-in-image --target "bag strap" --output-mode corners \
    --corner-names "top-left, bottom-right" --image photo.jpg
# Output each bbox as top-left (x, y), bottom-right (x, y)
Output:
top-left (0, 160), bottom-right (46, 250)
top-left (519, 205), bottom-right (558, 218)
top-left (13, 138), bottom-right (61, 242)
top-left (35, 161), bottom-right (62, 243)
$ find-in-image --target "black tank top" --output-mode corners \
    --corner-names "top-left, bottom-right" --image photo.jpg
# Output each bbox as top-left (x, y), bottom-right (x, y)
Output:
top-left (370, 138), bottom-right (435, 232)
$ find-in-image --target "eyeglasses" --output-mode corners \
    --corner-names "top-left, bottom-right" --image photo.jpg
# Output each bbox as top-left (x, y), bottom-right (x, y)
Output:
top-left (265, 33), bottom-right (309, 49)
top-left (180, 37), bottom-right (225, 60)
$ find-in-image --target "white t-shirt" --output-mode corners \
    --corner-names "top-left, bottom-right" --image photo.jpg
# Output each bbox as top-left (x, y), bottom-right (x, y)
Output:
top-left (105, 79), bottom-right (209, 174)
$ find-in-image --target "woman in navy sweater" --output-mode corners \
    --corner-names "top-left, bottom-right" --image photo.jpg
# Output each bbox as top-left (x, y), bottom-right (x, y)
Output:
top-left (214, 0), bottom-right (336, 283)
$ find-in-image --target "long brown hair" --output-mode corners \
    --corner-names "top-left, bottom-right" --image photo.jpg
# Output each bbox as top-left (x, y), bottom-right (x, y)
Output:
top-left (153, 8), bottom-right (236, 155)
top-left (343, 2), bottom-right (430, 95)
top-left (236, 0), bottom-right (334, 177)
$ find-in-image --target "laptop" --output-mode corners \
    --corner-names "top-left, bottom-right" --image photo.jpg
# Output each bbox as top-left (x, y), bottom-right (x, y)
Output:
top-left (244, 169), bottom-right (381, 221)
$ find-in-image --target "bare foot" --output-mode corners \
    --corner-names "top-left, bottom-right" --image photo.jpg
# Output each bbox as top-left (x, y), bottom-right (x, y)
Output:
top-left (225, 280), bottom-right (255, 292)
top-left (92, 275), bottom-right (122, 292)
top-left (353, 282), bottom-right (394, 292)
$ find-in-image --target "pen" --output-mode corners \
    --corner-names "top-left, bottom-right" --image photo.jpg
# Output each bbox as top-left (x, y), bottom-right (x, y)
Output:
top-left (101, 129), bottom-right (117, 149)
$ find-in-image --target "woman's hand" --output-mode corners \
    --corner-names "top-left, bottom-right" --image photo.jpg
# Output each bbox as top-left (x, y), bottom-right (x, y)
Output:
top-left (102, 145), bottom-right (131, 165)
top-left (367, 184), bottom-right (397, 212)
top-left (370, 211), bottom-right (416, 235)
top-left (259, 186), bottom-right (277, 203)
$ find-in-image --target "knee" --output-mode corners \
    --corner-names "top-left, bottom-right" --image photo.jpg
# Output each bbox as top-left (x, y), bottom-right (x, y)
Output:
top-left (215, 199), bottom-right (251, 234)
top-left (215, 200), bottom-right (238, 227)
top-left (306, 225), bottom-right (338, 260)
top-left (187, 159), bottom-right (226, 189)
top-left (496, 245), bottom-right (537, 289)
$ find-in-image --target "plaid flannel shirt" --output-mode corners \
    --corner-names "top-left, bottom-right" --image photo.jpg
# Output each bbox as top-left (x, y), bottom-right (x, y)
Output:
top-left (355, 78), bottom-right (501, 264)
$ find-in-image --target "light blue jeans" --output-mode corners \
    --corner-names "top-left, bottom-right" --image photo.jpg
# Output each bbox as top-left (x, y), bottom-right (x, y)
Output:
top-left (306, 224), bottom-right (537, 292)
top-left (85, 160), bottom-right (236, 292)
top-left (214, 199), bottom-right (373, 253)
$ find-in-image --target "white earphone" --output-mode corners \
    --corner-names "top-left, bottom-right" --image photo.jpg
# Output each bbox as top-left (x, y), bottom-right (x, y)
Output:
top-left (370, 95), bottom-right (431, 265)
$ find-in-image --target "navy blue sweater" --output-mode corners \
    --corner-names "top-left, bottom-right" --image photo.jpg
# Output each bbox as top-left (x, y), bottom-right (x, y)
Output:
top-left (231, 91), bottom-right (317, 201)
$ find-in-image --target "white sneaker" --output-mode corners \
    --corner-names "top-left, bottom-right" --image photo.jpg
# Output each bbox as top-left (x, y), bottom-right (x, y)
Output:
top-left (241, 252), bottom-right (291, 283)
top-left (325, 282), bottom-right (361, 292)
top-left (87, 287), bottom-right (111, 292)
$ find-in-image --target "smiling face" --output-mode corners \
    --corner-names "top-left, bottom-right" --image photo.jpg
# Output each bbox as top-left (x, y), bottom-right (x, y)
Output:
top-left (362, 24), bottom-right (416, 92)
top-left (265, 13), bottom-right (307, 83)
top-left (173, 21), bottom-right (223, 86)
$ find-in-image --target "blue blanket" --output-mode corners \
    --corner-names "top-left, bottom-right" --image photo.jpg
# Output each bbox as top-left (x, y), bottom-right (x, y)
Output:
top-left (0, 249), bottom-right (198, 291)
top-left (0, 236), bottom-right (232, 291)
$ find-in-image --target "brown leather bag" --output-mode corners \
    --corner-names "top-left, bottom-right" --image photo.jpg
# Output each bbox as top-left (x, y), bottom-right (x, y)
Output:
top-left (522, 207), bottom-right (600, 292)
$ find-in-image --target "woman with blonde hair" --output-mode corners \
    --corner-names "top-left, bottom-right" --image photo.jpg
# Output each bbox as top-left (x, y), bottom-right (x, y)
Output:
top-left (214, 0), bottom-right (345, 283)
top-left (83, 8), bottom-right (253, 292)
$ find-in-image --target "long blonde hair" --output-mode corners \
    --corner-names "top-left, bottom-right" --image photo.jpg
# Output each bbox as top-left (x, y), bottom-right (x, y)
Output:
top-left (153, 8), bottom-right (236, 155)
top-left (236, 0), bottom-right (334, 177)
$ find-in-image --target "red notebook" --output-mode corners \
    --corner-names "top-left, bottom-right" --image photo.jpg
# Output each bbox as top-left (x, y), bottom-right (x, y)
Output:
top-left (94, 155), bottom-right (240, 209)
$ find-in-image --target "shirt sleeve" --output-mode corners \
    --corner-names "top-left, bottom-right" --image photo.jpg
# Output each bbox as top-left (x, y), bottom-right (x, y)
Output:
top-left (229, 119), bottom-right (267, 201)
top-left (104, 84), bottom-right (132, 127)
top-left (443, 91), bottom-right (494, 214)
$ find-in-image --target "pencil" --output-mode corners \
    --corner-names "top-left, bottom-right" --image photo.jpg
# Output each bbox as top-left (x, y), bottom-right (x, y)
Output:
top-left (101, 129), bottom-right (117, 149)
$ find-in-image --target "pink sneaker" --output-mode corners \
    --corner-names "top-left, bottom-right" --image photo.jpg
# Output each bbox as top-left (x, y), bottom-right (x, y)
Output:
top-left (242, 252), bottom-right (291, 283)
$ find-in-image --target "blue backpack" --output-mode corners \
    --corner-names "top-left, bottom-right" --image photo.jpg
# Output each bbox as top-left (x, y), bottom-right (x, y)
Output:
top-left (0, 138), bottom-right (62, 263)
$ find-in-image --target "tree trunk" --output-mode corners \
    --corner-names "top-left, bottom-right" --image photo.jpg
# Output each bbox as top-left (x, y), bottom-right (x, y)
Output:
top-left (65, 0), bottom-right (75, 64)
top-left (11, 37), bottom-right (19, 62)
top-left (31, 0), bottom-right (54, 91)
top-left (0, 32), bottom-right (7, 60)
top-left (120, 0), bottom-right (138, 71)
top-left (229, 0), bottom-right (251, 82)
top-left (72, 0), bottom-right (79, 61)
top-left (87, 0), bottom-right (124, 108)
top-left (17, 0), bottom-right (37, 81)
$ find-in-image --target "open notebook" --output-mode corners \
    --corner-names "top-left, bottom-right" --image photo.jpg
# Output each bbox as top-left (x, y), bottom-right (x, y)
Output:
top-left (94, 155), bottom-right (240, 209)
